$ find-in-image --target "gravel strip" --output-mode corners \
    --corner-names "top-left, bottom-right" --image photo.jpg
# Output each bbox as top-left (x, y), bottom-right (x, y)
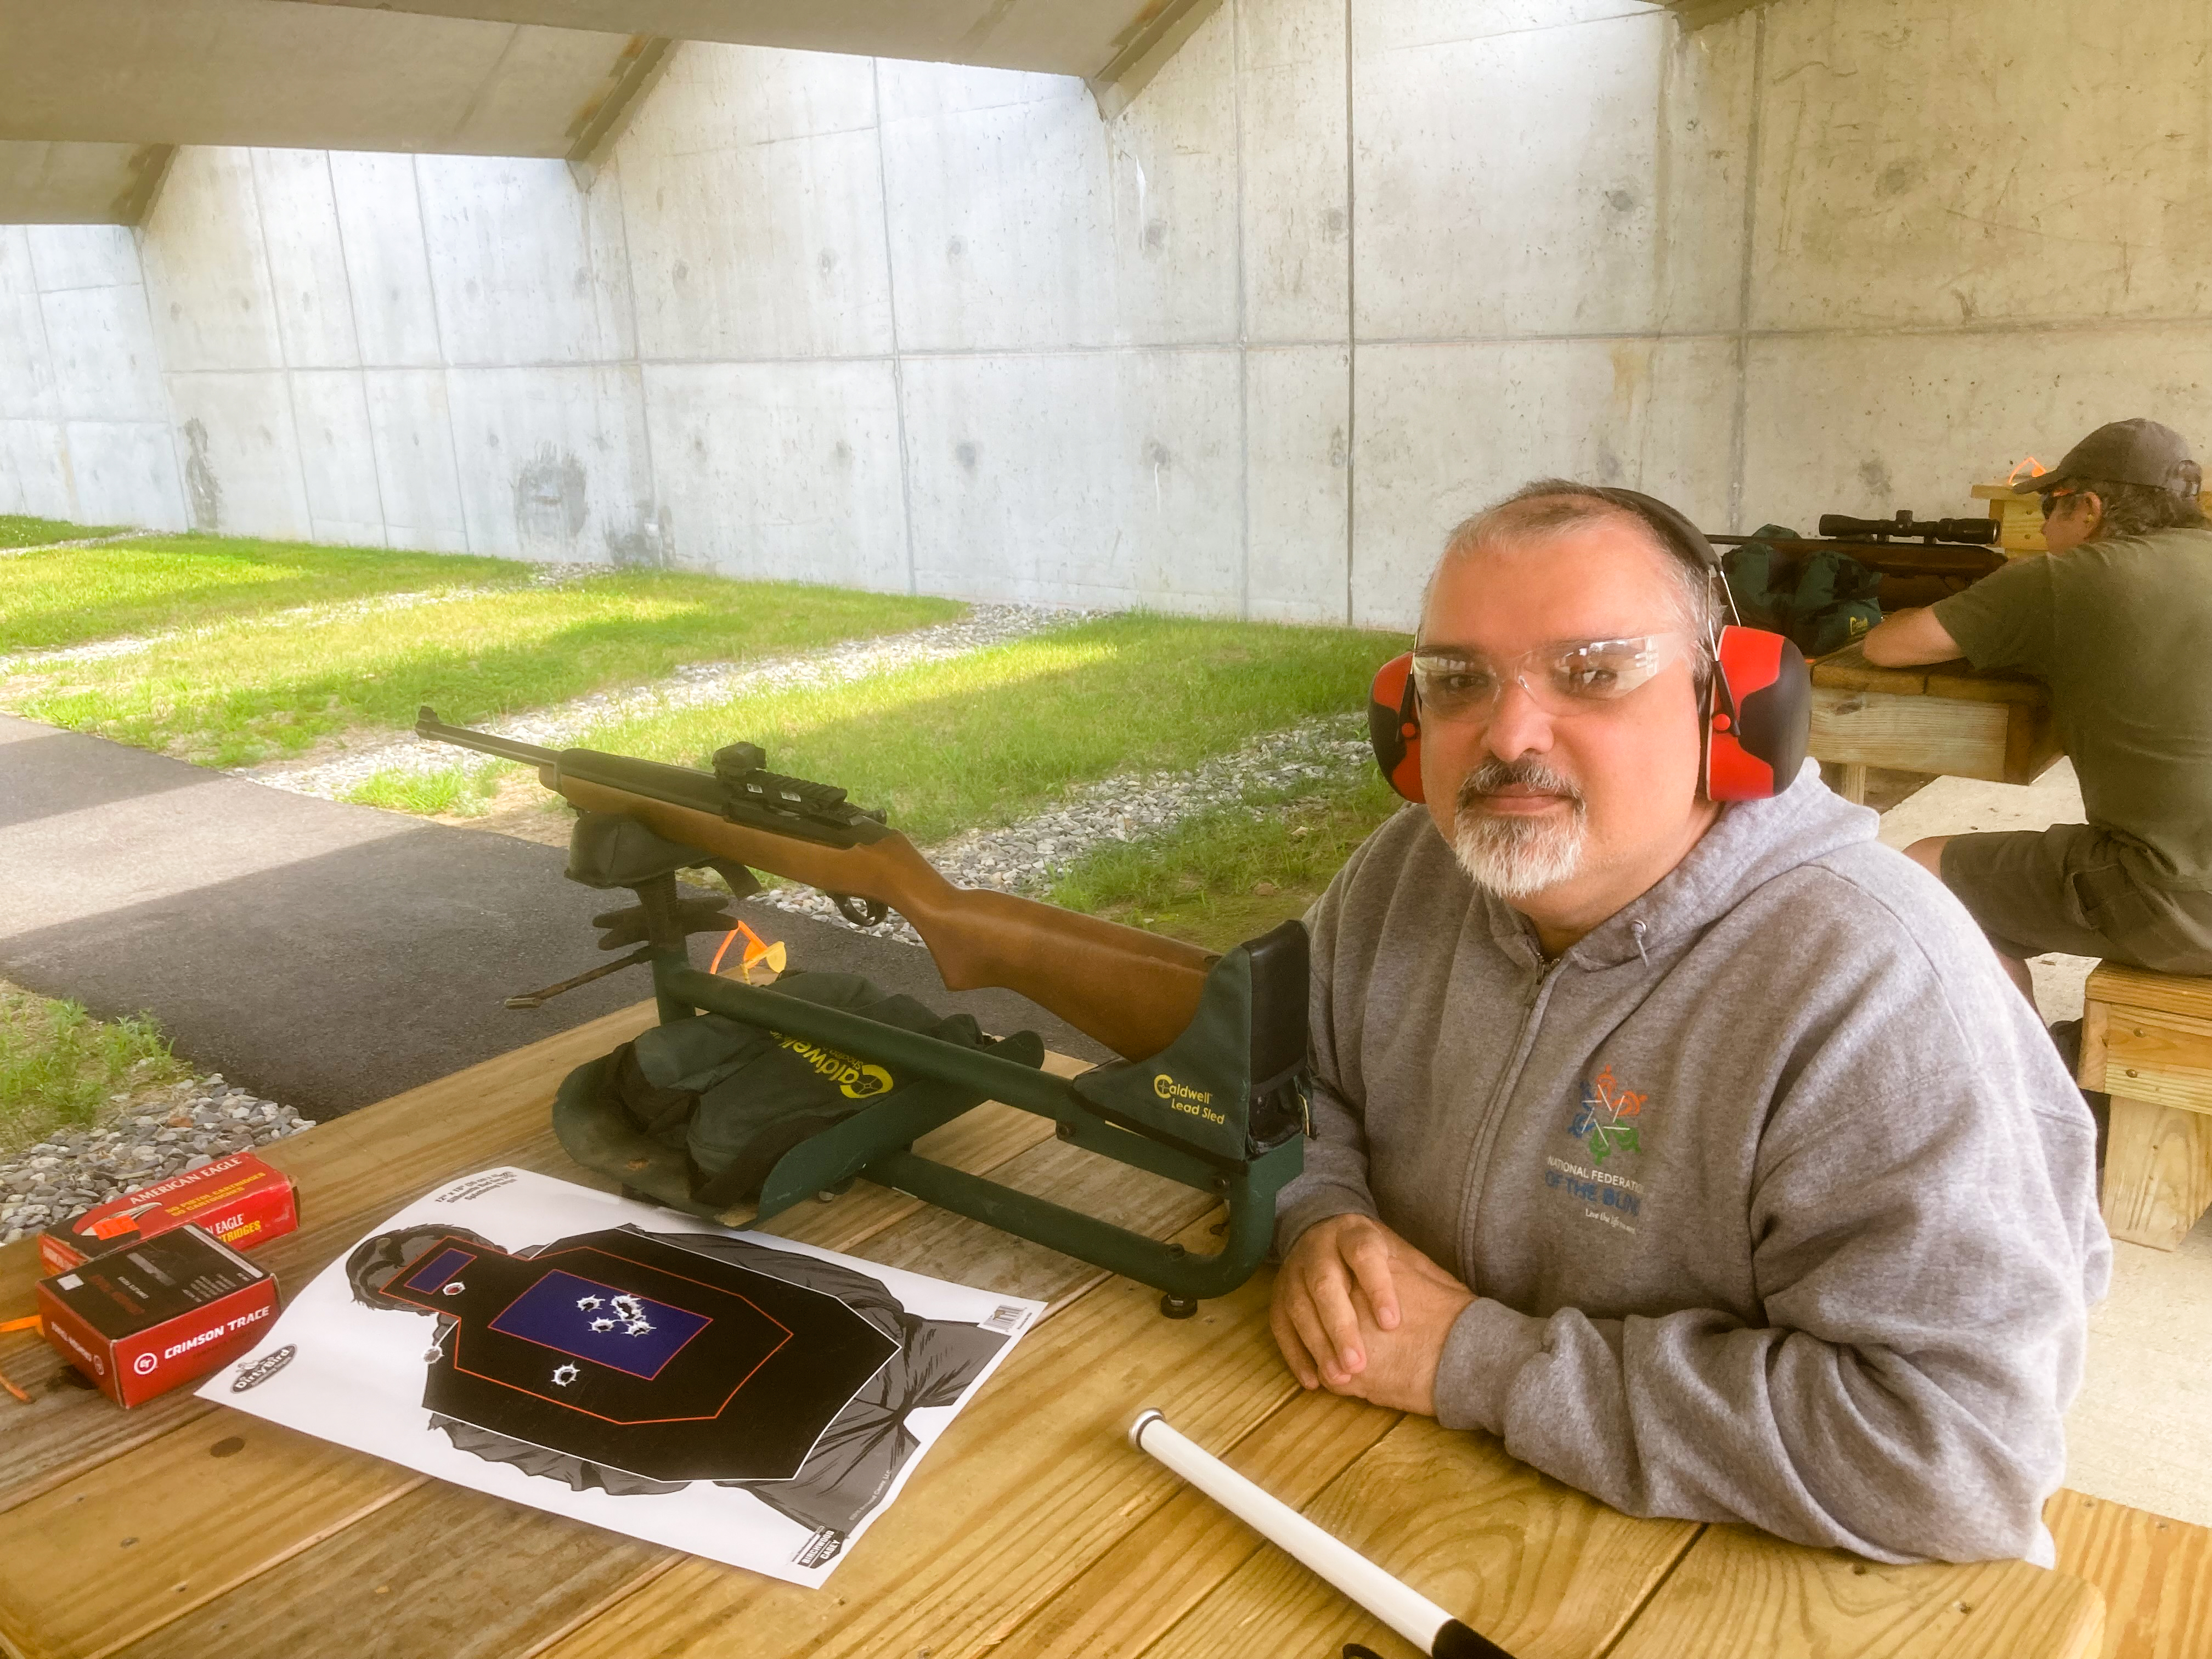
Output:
top-left (0, 565), bottom-right (598, 674)
top-left (250, 602), bottom-right (1083, 802)
top-left (0, 529), bottom-right (159, 558)
top-left (755, 716), bottom-right (1373, 947)
top-left (0, 1075), bottom-right (317, 1246)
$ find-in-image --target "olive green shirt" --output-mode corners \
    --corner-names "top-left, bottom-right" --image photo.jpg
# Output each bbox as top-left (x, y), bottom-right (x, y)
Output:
top-left (1934, 527), bottom-right (2212, 890)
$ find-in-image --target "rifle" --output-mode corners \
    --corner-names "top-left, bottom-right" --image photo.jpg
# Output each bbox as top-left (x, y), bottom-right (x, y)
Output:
top-left (415, 708), bottom-right (1310, 1316)
top-left (1706, 510), bottom-right (2006, 582)
top-left (416, 709), bottom-right (1214, 1063)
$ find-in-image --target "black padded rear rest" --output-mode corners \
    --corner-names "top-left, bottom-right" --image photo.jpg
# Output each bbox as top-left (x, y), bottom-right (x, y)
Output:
top-left (1242, 919), bottom-right (1312, 1153)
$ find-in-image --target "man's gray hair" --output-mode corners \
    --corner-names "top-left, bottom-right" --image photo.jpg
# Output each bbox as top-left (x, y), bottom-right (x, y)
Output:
top-left (2068, 477), bottom-right (2209, 541)
top-left (1431, 479), bottom-right (1723, 670)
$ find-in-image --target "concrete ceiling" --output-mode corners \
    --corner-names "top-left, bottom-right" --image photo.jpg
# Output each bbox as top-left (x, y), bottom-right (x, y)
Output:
top-left (3, 0), bottom-right (1747, 227)
top-left (0, 143), bottom-right (177, 228)
top-left (273, 0), bottom-right (1220, 83)
top-left (1663, 0), bottom-right (1771, 28)
top-left (1, 1), bottom-right (666, 159)
top-left (0, 0), bottom-right (1217, 225)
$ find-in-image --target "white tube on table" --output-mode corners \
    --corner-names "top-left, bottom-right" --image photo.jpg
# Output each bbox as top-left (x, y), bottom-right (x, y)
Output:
top-left (1127, 1408), bottom-right (1511, 1659)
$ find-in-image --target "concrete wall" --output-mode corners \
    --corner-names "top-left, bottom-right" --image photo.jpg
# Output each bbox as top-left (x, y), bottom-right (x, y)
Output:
top-left (0, 225), bottom-right (183, 529)
top-left (11, 0), bottom-right (2212, 628)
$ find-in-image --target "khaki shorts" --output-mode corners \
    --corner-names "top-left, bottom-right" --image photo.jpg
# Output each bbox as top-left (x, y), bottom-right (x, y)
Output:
top-left (1941, 825), bottom-right (2212, 974)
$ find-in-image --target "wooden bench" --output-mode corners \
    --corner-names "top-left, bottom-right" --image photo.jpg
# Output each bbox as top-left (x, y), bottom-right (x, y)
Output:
top-left (1807, 643), bottom-right (2059, 804)
top-left (2079, 961), bottom-right (2212, 1250)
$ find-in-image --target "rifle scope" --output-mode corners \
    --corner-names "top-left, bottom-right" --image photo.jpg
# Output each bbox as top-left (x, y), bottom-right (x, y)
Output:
top-left (1816, 512), bottom-right (1996, 545)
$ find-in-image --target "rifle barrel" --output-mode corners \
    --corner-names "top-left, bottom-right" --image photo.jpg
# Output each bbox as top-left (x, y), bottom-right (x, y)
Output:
top-left (415, 707), bottom-right (560, 769)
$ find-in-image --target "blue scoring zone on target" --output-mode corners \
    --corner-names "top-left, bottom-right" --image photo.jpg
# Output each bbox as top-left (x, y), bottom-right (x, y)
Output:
top-left (487, 1269), bottom-right (712, 1379)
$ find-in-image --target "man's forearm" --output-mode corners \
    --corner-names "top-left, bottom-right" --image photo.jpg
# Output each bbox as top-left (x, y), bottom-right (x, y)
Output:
top-left (1269, 1077), bottom-right (1380, 1259)
top-left (1861, 605), bottom-right (1963, 667)
top-left (1434, 1300), bottom-right (2063, 1565)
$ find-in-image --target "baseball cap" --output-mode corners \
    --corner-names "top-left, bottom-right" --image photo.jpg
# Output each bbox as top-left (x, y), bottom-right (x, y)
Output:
top-left (2015, 418), bottom-right (2199, 496)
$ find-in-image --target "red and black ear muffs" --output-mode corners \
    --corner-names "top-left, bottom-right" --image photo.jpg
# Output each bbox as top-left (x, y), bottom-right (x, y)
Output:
top-left (1367, 651), bottom-right (1425, 802)
top-left (1365, 488), bottom-right (1811, 805)
top-left (1701, 622), bottom-right (1810, 801)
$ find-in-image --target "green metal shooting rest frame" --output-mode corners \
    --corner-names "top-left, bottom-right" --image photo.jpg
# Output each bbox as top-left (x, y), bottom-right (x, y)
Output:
top-left (554, 945), bottom-right (1306, 1316)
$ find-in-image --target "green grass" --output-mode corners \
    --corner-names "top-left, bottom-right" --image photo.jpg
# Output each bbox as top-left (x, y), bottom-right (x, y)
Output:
top-left (0, 984), bottom-right (194, 1158)
top-left (1045, 768), bottom-right (1408, 951)
top-left (0, 533), bottom-right (536, 653)
top-left (548, 612), bottom-right (1408, 845)
top-left (345, 763), bottom-right (510, 817)
top-left (6, 573), bottom-right (963, 767)
top-left (0, 514), bottom-right (125, 551)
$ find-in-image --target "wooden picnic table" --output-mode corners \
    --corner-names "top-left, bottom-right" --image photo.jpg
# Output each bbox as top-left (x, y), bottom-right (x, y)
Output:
top-left (1809, 641), bottom-right (2061, 803)
top-left (0, 1004), bottom-right (2172, 1659)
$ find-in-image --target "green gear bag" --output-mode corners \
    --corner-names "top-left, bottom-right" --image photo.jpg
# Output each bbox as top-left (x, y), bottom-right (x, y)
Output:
top-left (1724, 525), bottom-right (1881, 657)
top-left (585, 970), bottom-right (1040, 1212)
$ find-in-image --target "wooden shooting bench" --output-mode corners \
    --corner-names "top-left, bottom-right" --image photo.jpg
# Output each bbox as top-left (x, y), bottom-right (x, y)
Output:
top-left (2079, 961), bottom-right (2212, 1252)
top-left (0, 1008), bottom-right (2200, 1659)
top-left (1809, 642), bottom-right (2061, 805)
top-left (1799, 476), bottom-right (2056, 802)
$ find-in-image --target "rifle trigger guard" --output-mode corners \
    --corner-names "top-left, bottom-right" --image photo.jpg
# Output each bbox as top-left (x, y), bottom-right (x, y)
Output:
top-left (830, 893), bottom-right (890, 929)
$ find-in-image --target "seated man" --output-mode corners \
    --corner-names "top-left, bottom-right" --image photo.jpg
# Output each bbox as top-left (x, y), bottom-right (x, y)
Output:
top-left (1863, 417), bottom-right (2212, 994)
top-left (1271, 481), bottom-right (2108, 1566)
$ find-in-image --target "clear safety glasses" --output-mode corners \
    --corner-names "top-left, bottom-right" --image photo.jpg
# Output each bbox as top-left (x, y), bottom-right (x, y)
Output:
top-left (1409, 634), bottom-right (1690, 720)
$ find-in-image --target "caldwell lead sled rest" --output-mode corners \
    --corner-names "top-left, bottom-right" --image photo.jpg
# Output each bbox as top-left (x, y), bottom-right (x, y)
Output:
top-left (418, 708), bottom-right (1311, 1316)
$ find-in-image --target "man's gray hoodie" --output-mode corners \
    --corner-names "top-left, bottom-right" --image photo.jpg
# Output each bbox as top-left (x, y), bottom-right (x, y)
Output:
top-left (1276, 764), bottom-right (2110, 1566)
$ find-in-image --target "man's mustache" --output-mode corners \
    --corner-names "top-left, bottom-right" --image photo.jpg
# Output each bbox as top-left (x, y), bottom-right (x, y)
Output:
top-left (1456, 757), bottom-right (1586, 811)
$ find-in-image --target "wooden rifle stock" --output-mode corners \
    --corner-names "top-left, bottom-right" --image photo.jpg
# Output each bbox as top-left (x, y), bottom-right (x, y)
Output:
top-left (550, 771), bottom-right (1216, 1063)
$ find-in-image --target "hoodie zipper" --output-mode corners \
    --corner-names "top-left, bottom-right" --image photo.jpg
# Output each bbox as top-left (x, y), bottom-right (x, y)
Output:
top-left (1458, 955), bottom-right (1567, 1269)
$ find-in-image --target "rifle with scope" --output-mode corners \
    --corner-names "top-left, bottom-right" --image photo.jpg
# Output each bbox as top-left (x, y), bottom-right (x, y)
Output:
top-left (1706, 509), bottom-right (2007, 582)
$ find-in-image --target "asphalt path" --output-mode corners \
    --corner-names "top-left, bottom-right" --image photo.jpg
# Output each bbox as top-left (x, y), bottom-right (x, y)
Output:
top-left (0, 715), bottom-right (1107, 1119)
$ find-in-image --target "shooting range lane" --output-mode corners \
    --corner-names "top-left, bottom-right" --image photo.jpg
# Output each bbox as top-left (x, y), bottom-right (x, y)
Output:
top-left (0, 714), bottom-right (1107, 1122)
top-left (0, 1013), bottom-right (2142, 1659)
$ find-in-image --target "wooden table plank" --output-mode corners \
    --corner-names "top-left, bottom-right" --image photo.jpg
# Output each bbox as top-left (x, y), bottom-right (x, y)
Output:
top-left (532, 1211), bottom-right (1305, 1659)
top-left (1000, 1390), bottom-right (1403, 1659)
top-left (0, 1125), bottom-right (1050, 1659)
top-left (0, 1016), bottom-right (1069, 1514)
top-left (1922, 668), bottom-right (2047, 705)
top-left (82, 1125), bottom-right (1212, 1659)
top-left (0, 1104), bottom-right (1058, 1516)
top-left (1807, 645), bottom-right (2055, 787)
top-left (1810, 686), bottom-right (2012, 780)
top-left (111, 1483), bottom-right (672, 1659)
top-left (2083, 963), bottom-right (2212, 1027)
top-left (0, 1063), bottom-right (1081, 1657)
top-left (2046, 1489), bottom-right (2212, 1659)
top-left (0, 1417), bottom-right (424, 1659)
top-left (1603, 1521), bottom-right (2104, 1659)
top-left (1809, 650), bottom-right (1931, 696)
top-left (1135, 1415), bottom-right (1698, 1659)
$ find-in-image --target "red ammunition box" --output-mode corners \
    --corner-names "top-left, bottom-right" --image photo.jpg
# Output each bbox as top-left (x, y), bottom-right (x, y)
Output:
top-left (37, 1226), bottom-right (281, 1408)
top-left (38, 1150), bottom-right (297, 1274)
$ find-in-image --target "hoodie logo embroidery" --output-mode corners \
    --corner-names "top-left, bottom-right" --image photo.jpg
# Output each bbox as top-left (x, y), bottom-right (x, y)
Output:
top-left (1568, 1065), bottom-right (1646, 1163)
